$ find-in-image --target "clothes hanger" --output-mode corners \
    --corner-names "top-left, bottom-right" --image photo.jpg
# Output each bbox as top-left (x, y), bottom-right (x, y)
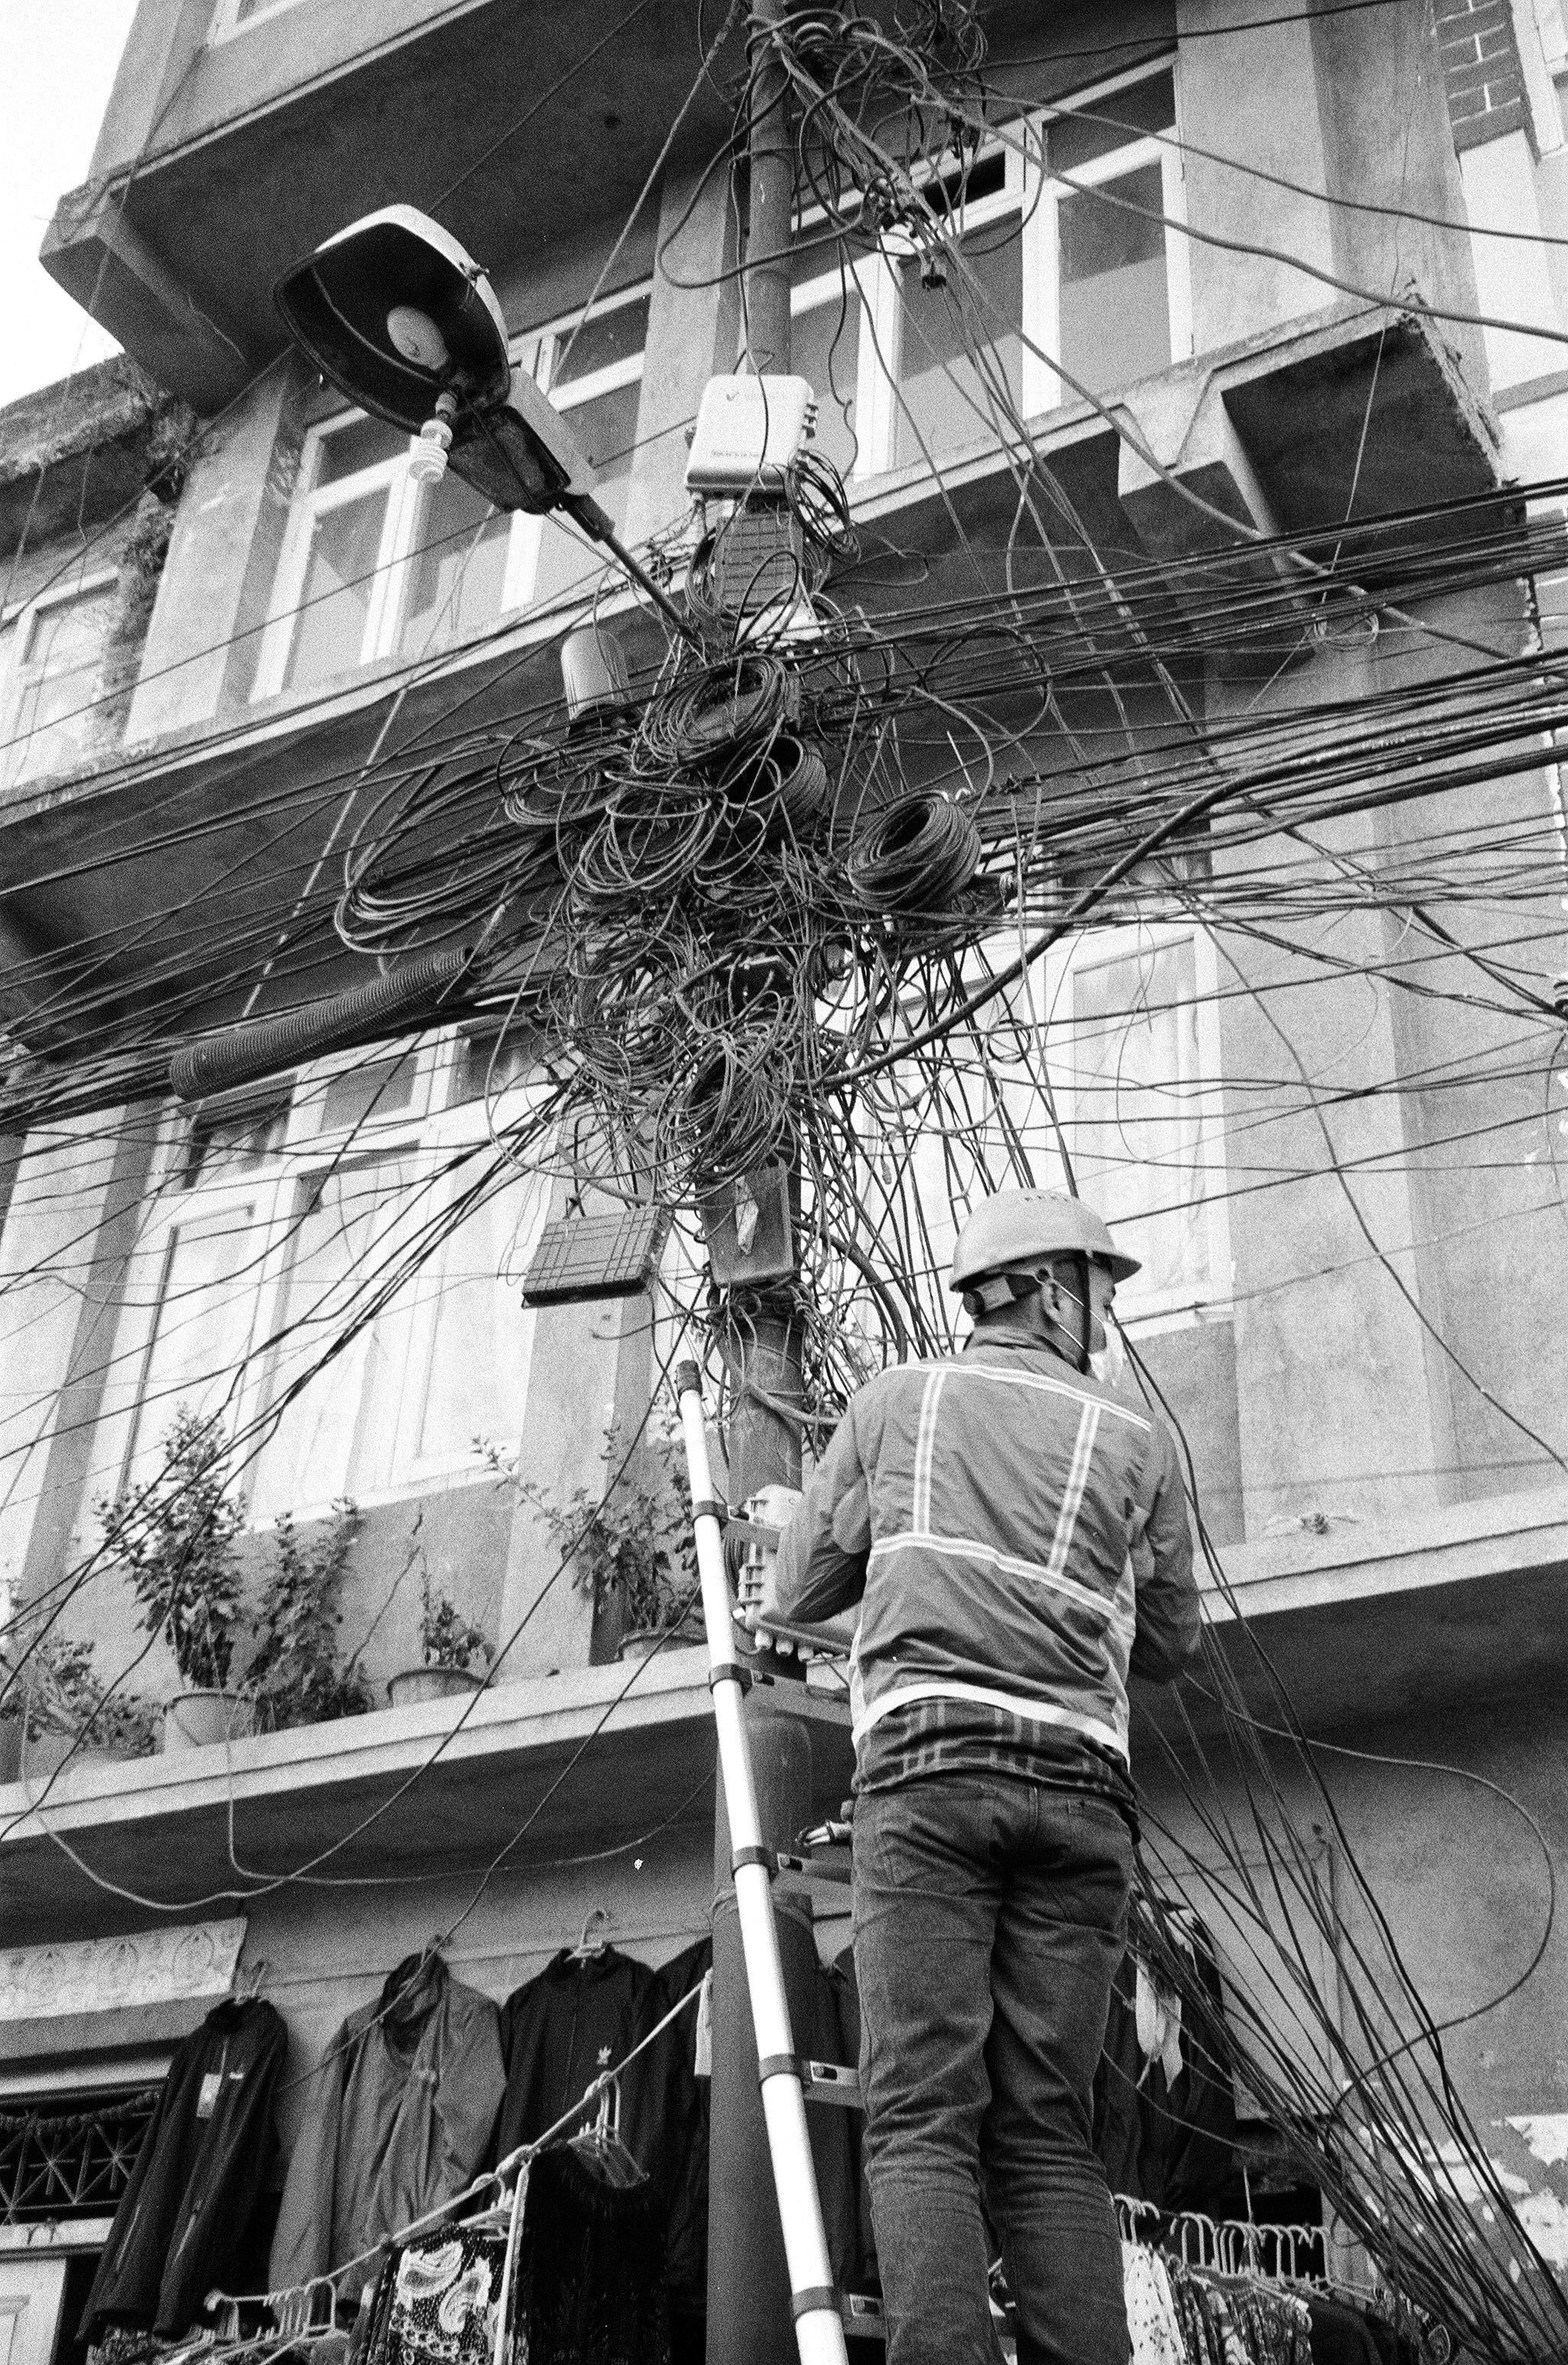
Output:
top-left (236, 1957), bottom-right (269, 2001)
top-left (568, 1907), bottom-right (610, 1962)
top-left (567, 2076), bottom-right (646, 2189)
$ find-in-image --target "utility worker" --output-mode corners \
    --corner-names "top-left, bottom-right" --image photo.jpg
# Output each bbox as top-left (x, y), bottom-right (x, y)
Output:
top-left (761, 1189), bottom-right (1200, 2365)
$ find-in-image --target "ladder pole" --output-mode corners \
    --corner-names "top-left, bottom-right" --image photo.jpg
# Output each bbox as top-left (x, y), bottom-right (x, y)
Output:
top-left (674, 1362), bottom-right (849, 2365)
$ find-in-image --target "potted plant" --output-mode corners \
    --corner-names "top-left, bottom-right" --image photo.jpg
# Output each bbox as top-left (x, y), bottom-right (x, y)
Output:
top-left (387, 1559), bottom-right (495, 1707)
top-left (248, 1501), bottom-right (373, 1732)
top-left (497, 1419), bottom-right (701, 1661)
top-left (5, 1632), bottom-right (158, 1777)
top-left (97, 1407), bottom-right (253, 1751)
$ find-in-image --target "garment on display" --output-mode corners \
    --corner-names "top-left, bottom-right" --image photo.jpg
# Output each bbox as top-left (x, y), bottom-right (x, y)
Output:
top-left (648, 1938), bottom-right (712, 2365)
top-left (270, 1950), bottom-right (505, 2305)
top-left (1095, 1912), bottom-right (1238, 2216)
top-left (494, 1946), bottom-right (680, 2207)
top-left (1123, 2244), bottom-right (1186, 2365)
top-left (83, 1994), bottom-right (288, 2341)
top-left (358, 2221), bottom-right (511, 2365)
top-left (511, 2148), bottom-right (671, 2365)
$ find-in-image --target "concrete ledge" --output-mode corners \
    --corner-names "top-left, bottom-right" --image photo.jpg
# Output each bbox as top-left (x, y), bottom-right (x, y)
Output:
top-left (1203, 1478), bottom-right (1568, 1622)
top-left (0, 1648), bottom-right (851, 1946)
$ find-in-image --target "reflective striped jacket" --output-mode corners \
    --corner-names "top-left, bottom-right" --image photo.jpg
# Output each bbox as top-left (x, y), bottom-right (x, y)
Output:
top-left (773, 1331), bottom-right (1200, 1766)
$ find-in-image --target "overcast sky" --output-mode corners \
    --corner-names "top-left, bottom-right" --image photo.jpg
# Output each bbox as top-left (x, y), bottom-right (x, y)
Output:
top-left (0, 2), bottom-right (140, 410)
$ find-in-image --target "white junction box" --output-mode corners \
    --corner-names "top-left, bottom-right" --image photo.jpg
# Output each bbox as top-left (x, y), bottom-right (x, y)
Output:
top-left (685, 373), bottom-right (818, 494)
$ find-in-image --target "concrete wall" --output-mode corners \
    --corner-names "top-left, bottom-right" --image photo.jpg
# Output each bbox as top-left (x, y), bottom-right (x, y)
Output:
top-left (127, 362), bottom-right (296, 740)
top-left (1174, 0), bottom-right (1338, 354)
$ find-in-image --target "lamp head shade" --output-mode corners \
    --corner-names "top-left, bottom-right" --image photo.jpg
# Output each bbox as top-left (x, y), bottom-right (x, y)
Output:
top-left (273, 204), bottom-right (600, 516)
top-left (273, 204), bottom-right (512, 433)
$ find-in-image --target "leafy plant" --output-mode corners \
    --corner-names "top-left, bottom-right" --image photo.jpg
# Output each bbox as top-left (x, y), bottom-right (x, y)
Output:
top-left (0, 1629), bottom-right (157, 1754)
top-left (248, 1501), bottom-right (373, 1730)
top-left (417, 1559), bottom-right (494, 1675)
top-left (97, 1408), bottom-right (243, 1692)
top-left (492, 1416), bottom-right (698, 1636)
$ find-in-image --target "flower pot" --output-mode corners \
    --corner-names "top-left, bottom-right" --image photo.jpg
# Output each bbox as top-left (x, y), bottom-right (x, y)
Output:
top-left (18, 1731), bottom-right (78, 1779)
top-left (387, 1667), bottom-right (484, 1708)
top-left (161, 1690), bottom-right (258, 1751)
top-left (619, 1621), bottom-right (705, 1661)
top-left (0, 1720), bottom-right (20, 1785)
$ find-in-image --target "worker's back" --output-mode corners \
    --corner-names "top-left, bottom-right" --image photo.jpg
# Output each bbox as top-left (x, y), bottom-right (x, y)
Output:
top-left (775, 1328), bottom-right (1196, 1767)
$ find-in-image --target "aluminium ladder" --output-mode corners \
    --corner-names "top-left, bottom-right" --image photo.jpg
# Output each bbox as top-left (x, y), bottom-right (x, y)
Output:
top-left (673, 1360), bottom-right (881, 2365)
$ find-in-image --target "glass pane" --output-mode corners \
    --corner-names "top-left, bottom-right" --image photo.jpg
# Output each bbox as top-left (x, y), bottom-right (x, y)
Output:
top-left (1050, 70), bottom-right (1174, 175)
top-left (251, 1159), bottom-right (414, 1514)
top-left (315, 414), bottom-right (407, 485)
top-left (1066, 939), bottom-right (1204, 1297)
top-left (793, 285), bottom-right (862, 478)
top-left (4, 588), bottom-right (117, 786)
top-left (283, 487), bottom-right (390, 691)
top-left (531, 378), bottom-right (641, 615)
top-left (1057, 161), bottom-right (1169, 397)
top-left (312, 1051), bottom-right (416, 1134)
top-left (185, 1101), bottom-right (288, 1187)
top-left (894, 228), bottom-right (1023, 466)
top-left (449, 1025), bottom-right (537, 1108)
top-left (24, 589), bottom-right (116, 670)
top-left (550, 295), bottom-right (650, 389)
top-left (401, 472), bottom-right (512, 652)
top-left (412, 1179), bottom-right (541, 1462)
top-left (126, 1207), bottom-right (263, 1483)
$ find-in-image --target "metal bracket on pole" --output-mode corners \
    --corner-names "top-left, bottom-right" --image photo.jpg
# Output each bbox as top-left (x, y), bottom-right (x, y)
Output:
top-left (673, 1360), bottom-right (850, 2365)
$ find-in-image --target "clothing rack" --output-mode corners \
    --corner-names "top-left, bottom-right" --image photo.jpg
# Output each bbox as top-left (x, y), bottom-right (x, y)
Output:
top-left (204, 1975), bottom-right (704, 2342)
top-left (1116, 2197), bottom-right (1452, 2363)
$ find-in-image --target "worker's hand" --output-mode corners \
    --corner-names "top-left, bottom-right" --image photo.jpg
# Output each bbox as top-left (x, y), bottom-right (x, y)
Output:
top-left (736, 1484), bottom-right (802, 1634)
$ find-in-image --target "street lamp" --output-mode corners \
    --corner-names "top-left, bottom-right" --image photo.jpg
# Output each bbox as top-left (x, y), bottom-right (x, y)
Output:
top-left (273, 203), bottom-right (695, 639)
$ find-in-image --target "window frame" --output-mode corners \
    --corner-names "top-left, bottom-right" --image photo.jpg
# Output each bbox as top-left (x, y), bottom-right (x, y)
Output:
top-left (90, 1029), bottom-right (550, 1526)
top-left (1039, 918), bottom-right (1230, 1331)
top-left (0, 568), bottom-right (119, 792)
top-left (209, 0), bottom-right (312, 43)
top-left (788, 52), bottom-right (1189, 483)
top-left (253, 279), bottom-right (650, 701)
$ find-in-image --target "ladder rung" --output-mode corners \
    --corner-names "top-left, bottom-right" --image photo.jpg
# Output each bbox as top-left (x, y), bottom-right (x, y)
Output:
top-left (841, 2294), bottom-right (885, 2341)
top-left (774, 1848), bottom-right (852, 1886)
top-left (804, 2058), bottom-right (861, 2108)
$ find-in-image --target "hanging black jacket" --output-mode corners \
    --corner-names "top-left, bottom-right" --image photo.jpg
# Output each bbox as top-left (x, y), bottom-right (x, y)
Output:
top-left (650, 1939), bottom-right (711, 2314)
top-left (83, 1996), bottom-right (287, 2341)
top-left (495, 1949), bottom-right (678, 2197)
top-left (1093, 1913), bottom-right (1237, 2214)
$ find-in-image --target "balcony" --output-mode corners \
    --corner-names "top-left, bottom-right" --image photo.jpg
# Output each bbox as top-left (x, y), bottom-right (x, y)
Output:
top-left (0, 299), bottom-right (1508, 1107)
top-left (40, 0), bottom-right (747, 412)
top-left (0, 1647), bottom-right (854, 1951)
top-left (1162, 1477), bottom-right (1568, 1745)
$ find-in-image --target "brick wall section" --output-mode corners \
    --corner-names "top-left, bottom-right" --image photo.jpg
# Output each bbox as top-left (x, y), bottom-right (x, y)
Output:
top-left (1434, 0), bottom-right (1532, 152)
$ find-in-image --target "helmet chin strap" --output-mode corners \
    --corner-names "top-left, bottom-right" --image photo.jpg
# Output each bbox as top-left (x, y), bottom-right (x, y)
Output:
top-left (962, 1257), bottom-right (1096, 1373)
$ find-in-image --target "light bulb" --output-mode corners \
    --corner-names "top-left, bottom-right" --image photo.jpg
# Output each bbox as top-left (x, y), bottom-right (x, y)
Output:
top-left (386, 305), bottom-right (451, 371)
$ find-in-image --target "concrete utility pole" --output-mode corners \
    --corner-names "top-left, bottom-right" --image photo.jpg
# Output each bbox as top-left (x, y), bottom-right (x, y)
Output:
top-left (707, 9), bottom-right (829, 2364)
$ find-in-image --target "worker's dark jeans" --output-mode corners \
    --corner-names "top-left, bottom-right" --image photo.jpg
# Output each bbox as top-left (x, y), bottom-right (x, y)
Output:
top-left (853, 1774), bottom-right (1133, 2365)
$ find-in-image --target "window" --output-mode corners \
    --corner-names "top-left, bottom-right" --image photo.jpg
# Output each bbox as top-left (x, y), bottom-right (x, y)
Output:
top-left (93, 1030), bottom-right (550, 1523)
top-left (1047, 926), bottom-right (1228, 1316)
top-left (786, 57), bottom-right (1188, 482)
top-left (0, 573), bottom-right (117, 792)
top-left (255, 286), bottom-right (648, 700)
top-left (874, 921), bottom-right (1227, 1334)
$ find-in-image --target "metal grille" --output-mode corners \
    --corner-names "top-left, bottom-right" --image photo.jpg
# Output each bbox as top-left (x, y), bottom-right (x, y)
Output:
top-left (0, 2088), bottom-right (158, 2223)
top-left (520, 1206), bottom-right (671, 1306)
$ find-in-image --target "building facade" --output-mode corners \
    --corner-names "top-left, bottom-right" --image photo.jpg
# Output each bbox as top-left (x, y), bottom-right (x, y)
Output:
top-left (3, 0), bottom-right (1568, 2354)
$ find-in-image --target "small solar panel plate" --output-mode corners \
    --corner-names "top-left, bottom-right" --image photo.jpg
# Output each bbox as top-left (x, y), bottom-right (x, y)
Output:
top-left (520, 1206), bottom-right (672, 1306)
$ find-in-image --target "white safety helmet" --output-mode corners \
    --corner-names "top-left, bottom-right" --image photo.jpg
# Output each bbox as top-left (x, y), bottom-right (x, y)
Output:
top-left (949, 1188), bottom-right (1140, 1295)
